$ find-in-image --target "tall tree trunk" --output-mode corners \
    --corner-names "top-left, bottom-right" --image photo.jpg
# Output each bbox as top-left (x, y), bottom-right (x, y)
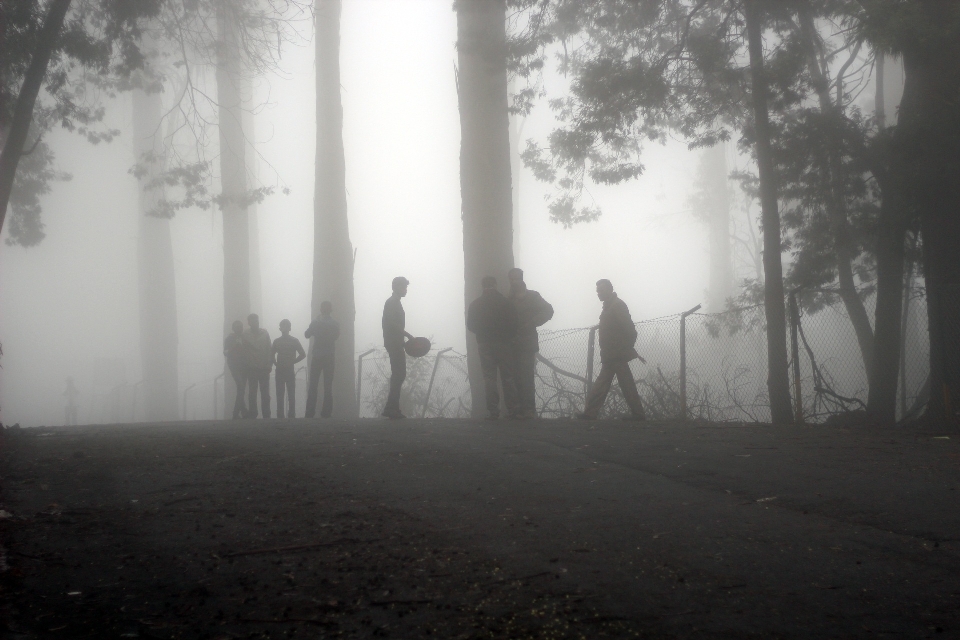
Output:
top-left (133, 84), bottom-right (179, 422)
top-left (0, 0), bottom-right (71, 236)
top-left (313, 0), bottom-right (356, 417)
top-left (242, 78), bottom-right (262, 312)
top-left (701, 143), bottom-right (733, 311)
top-left (744, 0), bottom-right (793, 424)
top-left (508, 77), bottom-right (523, 263)
top-left (798, 6), bottom-right (875, 384)
top-left (456, 0), bottom-right (515, 417)
top-left (216, 3), bottom-right (251, 415)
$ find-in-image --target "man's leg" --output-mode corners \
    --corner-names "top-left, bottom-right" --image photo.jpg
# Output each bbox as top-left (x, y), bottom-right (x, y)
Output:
top-left (615, 362), bottom-right (646, 419)
top-left (321, 356), bottom-right (336, 418)
top-left (516, 350), bottom-right (538, 416)
top-left (286, 373), bottom-right (296, 418)
top-left (478, 343), bottom-right (501, 417)
top-left (383, 347), bottom-right (406, 416)
top-left (258, 370), bottom-right (271, 418)
top-left (275, 370), bottom-right (287, 419)
top-left (581, 361), bottom-right (616, 418)
top-left (496, 343), bottom-right (521, 417)
top-left (305, 360), bottom-right (321, 418)
top-left (247, 370), bottom-right (259, 417)
top-left (231, 367), bottom-right (247, 418)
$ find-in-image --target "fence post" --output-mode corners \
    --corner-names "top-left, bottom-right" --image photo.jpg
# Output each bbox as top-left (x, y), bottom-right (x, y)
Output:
top-left (356, 349), bottom-right (376, 417)
top-left (422, 347), bottom-right (453, 418)
top-left (182, 383), bottom-right (196, 421)
top-left (586, 326), bottom-right (598, 397)
top-left (788, 292), bottom-right (803, 424)
top-left (131, 380), bottom-right (143, 422)
top-left (213, 373), bottom-right (224, 420)
top-left (679, 304), bottom-right (701, 421)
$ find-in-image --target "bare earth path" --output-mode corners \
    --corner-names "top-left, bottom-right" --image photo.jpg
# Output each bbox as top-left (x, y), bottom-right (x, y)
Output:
top-left (1, 418), bottom-right (959, 639)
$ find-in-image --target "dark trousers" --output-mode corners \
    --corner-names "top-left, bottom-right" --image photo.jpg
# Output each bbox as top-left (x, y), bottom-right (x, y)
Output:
top-left (514, 349), bottom-right (538, 416)
top-left (305, 355), bottom-right (335, 418)
top-left (583, 359), bottom-right (646, 419)
top-left (479, 341), bottom-right (519, 417)
top-left (383, 346), bottom-right (406, 415)
top-left (276, 365), bottom-right (296, 418)
top-left (247, 368), bottom-right (271, 418)
top-left (229, 365), bottom-right (247, 418)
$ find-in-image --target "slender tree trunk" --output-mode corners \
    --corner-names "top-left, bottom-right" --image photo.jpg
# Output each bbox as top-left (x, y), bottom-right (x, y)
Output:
top-left (0, 0), bottom-right (71, 236)
top-left (216, 3), bottom-right (251, 415)
top-left (744, 0), bottom-right (793, 424)
top-left (701, 143), bottom-right (733, 312)
top-left (133, 84), bottom-right (179, 422)
top-left (456, 0), bottom-right (515, 417)
top-left (313, 0), bottom-right (356, 417)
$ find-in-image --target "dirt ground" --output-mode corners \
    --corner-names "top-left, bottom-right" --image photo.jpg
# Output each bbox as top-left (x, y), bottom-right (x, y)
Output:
top-left (1, 418), bottom-right (959, 639)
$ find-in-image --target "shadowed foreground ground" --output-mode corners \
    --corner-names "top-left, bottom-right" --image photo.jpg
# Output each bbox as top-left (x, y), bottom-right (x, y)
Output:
top-left (1, 418), bottom-right (959, 639)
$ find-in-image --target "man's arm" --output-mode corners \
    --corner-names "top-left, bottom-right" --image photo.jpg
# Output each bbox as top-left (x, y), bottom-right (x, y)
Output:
top-left (270, 340), bottom-right (279, 368)
top-left (294, 339), bottom-right (307, 364)
top-left (304, 321), bottom-right (314, 340)
top-left (533, 293), bottom-right (554, 327)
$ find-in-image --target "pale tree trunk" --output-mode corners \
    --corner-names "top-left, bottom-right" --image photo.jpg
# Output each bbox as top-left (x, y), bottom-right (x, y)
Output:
top-left (242, 77), bottom-right (262, 312)
top-left (456, 0), bottom-right (515, 417)
top-left (313, 0), bottom-right (356, 417)
top-left (508, 76), bottom-right (523, 263)
top-left (700, 143), bottom-right (733, 312)
top-left (744, 0), bottom-right (793, 424)
top-left (132, 84), bottom-right (179, 422)
top-left (216, 3), bottom-right (251, 415)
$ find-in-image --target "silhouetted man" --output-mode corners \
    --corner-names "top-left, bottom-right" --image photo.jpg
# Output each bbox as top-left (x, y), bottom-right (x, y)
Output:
top-left (272, 319), bottom-right (306, 418)
top-left (63, 377), bottom-right (79, 425)
top-left (467, 276), bottom-right (520, 420)
top-left (305, 301), bottom-right (340, 418)
top-left (243, 313), bottom-right (272, 418)
top-left (508, 268), bottom-right (554, 418)
top-left (223, 320), bottom-right (249, 419)
top-left (382, 277), bottom-right (413, 419)
top-left (578, 279), bottom-right (646, 420)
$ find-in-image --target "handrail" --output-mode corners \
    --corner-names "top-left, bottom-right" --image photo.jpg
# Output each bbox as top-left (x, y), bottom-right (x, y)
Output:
top-left (212, 372), bottom-right (224, 420)
top-left (422, 348), bottom-right (453, 418)
top-left (182, 383), bottom-right (197, 421)
top-left (356, 349), bottom-right (377, 416)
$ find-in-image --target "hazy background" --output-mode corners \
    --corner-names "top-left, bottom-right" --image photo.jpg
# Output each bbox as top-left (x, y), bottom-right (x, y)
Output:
top-left (0, 0), bottom-right (722, 426)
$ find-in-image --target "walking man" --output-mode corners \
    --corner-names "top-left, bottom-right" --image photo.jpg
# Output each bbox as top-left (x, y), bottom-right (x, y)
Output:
top-left (467, 276), bottom-right (521, 420)
top-left (272, 319), bottom-right (306, 418)
top-left (223, 320), bottom-right (249, 418)
top-left (304, 301), bottom-right (340, 418)
top-left (244, 313), bottom-right (273, 418)
top-left (577, 279), bottom-right (646, 421)
top-left (381, 277), bottom-right (414, 419)
top-left (508, 268), bottom-right (554, 418)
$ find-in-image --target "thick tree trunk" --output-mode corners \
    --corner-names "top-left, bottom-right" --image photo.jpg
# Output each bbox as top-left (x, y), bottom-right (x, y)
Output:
top-left (0, 0), bottom-right (71, 236)
top-left (216, 4), bottom-right (251, 415)
top-left (456, 0), bottom-right (515, 417)
top-left (313, 0), bottom-right (356, 417)
top-left (133, 85), bottom-right (179, 422)
top-left (242, 77), bottom-right (262, 312)
top-left (744, 0), bottom-right (793, 424)
top-left (508, 77), bottom-right (523, 263)
top-left (701, 143), bottom-right (733, 312)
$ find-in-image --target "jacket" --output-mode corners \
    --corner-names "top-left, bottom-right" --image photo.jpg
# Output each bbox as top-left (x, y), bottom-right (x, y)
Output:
top-left (305, 314), bottom-right (340, 358)
top-left (467, 289), bottom-right (519, 345)
top-left (510, 285), bottom-right (554, 351)
top-left (243, 327), bottom-right (273, 371)
top-left (382, 295), bottom-right (406, 351)
top-left (597, 294), bottom-right (638, 363)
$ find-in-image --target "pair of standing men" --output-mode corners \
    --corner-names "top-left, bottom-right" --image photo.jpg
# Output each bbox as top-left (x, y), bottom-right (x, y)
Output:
top-left (467, 268), bottom-right (554, 420)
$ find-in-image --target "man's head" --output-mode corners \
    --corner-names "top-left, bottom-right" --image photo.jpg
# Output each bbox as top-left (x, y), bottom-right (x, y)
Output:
top-left (482, 276), bottom-right (497, 290)
top-left (248, 313), bottom-right (260, 331)
top-left (596, 279), bottom-right (614, 302)
top-left (232, 320), bottom-right (244, 334)
top-left (392, 276), bottom-right (409, 297)
top-left (508, 268), bottom-right (524, 284)
top-left (279, 319), bottom-right (291, 333)
top-left (320, 300), bottom-right (333, 316)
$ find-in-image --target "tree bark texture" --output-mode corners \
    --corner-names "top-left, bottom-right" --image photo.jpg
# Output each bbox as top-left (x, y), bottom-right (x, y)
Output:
top-left (313, 0), bottom-right (356, 417)
top-left (456, 0), bottom-right (515, 417)
top-left (133, 87), bottom-right (180, 422)
top-left (0, 0), bottom-right (71, 237)
top-left (744, 0), bottom-right (793, 424)
top-left (216, 3), bottom-right (251, 415)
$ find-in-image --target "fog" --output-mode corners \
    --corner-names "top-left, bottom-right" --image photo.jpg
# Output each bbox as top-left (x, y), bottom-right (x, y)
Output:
top-left (0, 1), bottom-right (830, 426)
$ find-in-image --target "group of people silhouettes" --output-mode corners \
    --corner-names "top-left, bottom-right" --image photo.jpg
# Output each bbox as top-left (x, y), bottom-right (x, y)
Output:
top-left (224, 268), bottom-right (646, 421)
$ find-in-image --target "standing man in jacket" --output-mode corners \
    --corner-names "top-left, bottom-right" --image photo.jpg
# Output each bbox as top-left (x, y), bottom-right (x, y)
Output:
top-left (382, 277), bottom-right (414, 419)
top-left (304, 301), bottom-right (340, 418)
top-left (577, 279), bottom-right (646, 421)
top-left (508, 268), bottom-right (554, 418)
top-left (223, 320), bottom-right (250, 419)
top-left (467, 276), bottom-right (521, 420)
top-left (243, 313), bottom-right (273, 418)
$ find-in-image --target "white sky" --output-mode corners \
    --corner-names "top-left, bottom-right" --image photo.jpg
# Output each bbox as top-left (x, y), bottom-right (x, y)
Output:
top-left (0, 0), bottom-right (720, 426)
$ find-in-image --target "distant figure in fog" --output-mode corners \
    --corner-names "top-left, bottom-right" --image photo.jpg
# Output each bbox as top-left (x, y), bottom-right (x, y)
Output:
top-left (381, 277), bottom-right (414, 419)
top-left (304, 301), bottom-right (340, 418)
top-left (63, 377), bottom-right (79, 425)
top-left (243, 313), bottom-right (273, 418)
top-left (223, 320), bottom-right (249, 418)
top-left (578, 280), bottom-right (646, 421)
top-left (508, 268), bottom-right (554, 419)
top-left (272, 319), bottom-right (306, 418)
top-left (467, 276), bottom-right (520, 420)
